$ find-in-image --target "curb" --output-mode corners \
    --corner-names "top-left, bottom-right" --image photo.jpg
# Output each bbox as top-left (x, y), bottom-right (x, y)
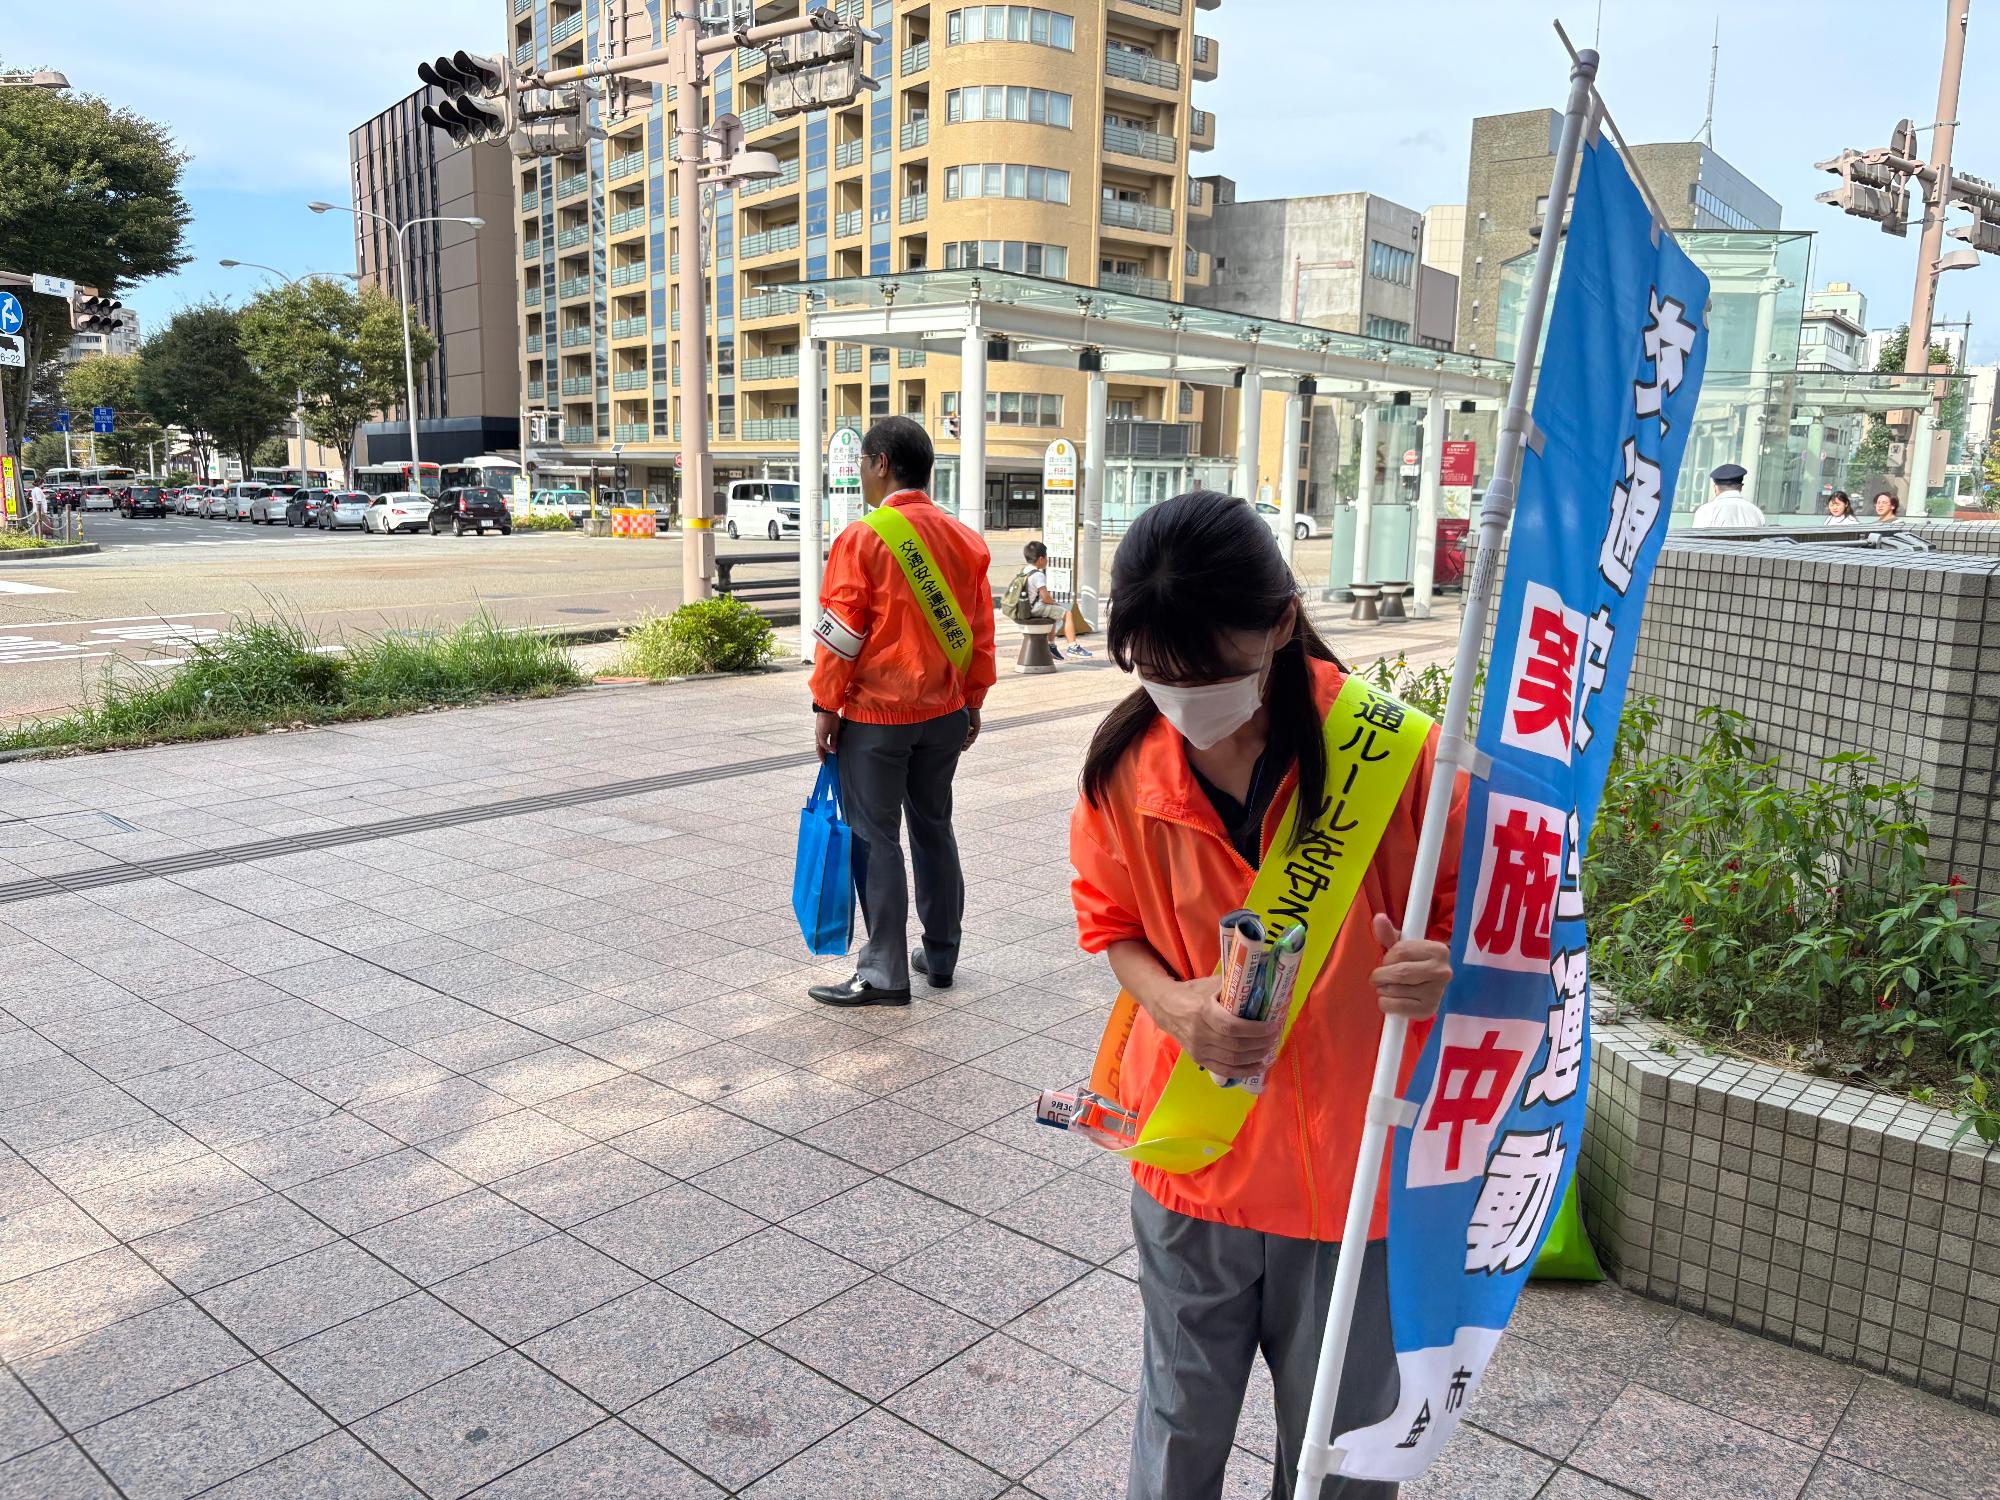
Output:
top-left (0, 543), bottom-right (100, 561)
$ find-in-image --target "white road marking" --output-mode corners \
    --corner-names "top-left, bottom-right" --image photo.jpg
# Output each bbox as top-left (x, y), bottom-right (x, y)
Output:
top-left (0, 580), bottom-right (67, 595)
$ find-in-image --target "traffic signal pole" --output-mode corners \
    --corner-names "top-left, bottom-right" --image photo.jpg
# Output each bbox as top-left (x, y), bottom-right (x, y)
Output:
top-left (1906, 0), bottom-right (1969, 381)
top-left (532, 4), bottom-right (876, 602)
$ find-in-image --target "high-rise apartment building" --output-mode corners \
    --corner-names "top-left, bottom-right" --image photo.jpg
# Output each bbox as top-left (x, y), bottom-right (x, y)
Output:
top-left (1456, 109), bottom-right (1779, 357)
top-left (510, 0), bottom-right (1219, 528)
top-left (348, 87), bottom-right (523, 466)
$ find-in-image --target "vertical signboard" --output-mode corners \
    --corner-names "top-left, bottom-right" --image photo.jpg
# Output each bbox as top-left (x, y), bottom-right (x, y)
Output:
top-left (1441, 439), bottom-right (1478, 518)
top-left (1042, 437), bottom-right (1078, 604)
top-left (0, 456), bottom-right (17, 521)
top-left (828, 426), bottom-right (862, 533)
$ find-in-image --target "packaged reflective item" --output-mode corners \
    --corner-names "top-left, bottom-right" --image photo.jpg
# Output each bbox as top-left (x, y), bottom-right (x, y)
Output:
top-left (1235, 919), bottom-right (1308, 1094)
top-left (1035, 1088), bottom-right (1140, 1150)
top-left (1217, 909), bottom-right (1267, 1023)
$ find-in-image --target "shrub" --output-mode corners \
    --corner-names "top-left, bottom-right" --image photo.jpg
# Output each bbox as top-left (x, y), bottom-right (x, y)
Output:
top-left (512, 510), bottom-right (573, 531)
top-left (1361, 651), bottom-right (1483, 723)
top-left (610, 597), bottom-right (777, 680)
top-left (0, 531), bottom-right (63, 550)
top-left (344, 615), bottom-right (582, 707)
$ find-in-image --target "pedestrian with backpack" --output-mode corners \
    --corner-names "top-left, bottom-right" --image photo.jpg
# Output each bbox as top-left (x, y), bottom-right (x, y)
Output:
top-left (1003, 541), bottom-right (1092, 665)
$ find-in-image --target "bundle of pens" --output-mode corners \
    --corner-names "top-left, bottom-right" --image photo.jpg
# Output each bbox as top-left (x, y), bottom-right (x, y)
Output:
top-left (1215, 909), bottom-right (1307, 1093)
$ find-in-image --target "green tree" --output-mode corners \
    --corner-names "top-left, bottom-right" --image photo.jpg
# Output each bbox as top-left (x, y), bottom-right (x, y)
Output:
top-left (133, 303), bottom-right (287, 474)
top-left (0, 74), bottom-right (191, 444)
top-left (237, 280), bottom-right (437, 476)
top-left (1872, 324), bottom-right (1954, 373)
top-left (252, 435), bottom-right (291, 470)
top-left (23, 432), bottom-right (68, 476)
top-left (60, 354), bottom-right (165, 471)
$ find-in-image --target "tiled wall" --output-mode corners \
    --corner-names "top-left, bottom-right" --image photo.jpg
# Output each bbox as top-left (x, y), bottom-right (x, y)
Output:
top-left (1582, 1015), bottom-right (2000, 1413)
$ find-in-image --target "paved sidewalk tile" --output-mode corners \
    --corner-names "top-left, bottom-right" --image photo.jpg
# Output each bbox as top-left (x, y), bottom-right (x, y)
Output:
top-left (354, 1352), bottom-right (606, 1498)
top-left (78, 1361), bottom-right (334, 1500)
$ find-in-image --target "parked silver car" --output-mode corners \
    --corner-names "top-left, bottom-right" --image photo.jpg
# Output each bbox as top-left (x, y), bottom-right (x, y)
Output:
top-left (249, 485), bottom-right (301, 524)
top-left (317, 492), bottom-right (371, 531)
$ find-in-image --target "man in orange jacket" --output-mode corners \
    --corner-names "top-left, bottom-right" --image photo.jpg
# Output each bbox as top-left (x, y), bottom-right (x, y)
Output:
top-left (808, 416), bottom-right (997, 1006)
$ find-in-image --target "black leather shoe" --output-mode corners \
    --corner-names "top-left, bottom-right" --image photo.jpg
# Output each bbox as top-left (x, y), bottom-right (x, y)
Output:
top-left (808, 974), bottom-right (911, 1008)
top-left (911, 947), bottom-right (954, 990)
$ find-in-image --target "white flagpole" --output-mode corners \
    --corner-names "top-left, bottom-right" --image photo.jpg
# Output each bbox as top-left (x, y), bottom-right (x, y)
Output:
top-left (1291, 39), bottom-right (1601, 1497)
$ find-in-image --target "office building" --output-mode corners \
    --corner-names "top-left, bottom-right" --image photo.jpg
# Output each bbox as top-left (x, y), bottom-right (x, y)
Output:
top-left (348, 87), bottom-right (522, 466)
top-left (509, 0), bottom-right (1221, 528)
top-left (1800, 282), bottom-right (1867, 374)
top-left (1457, 108), bottom-right (1780, 356)
top-left (1186, 190), bottom-right (1456, 349)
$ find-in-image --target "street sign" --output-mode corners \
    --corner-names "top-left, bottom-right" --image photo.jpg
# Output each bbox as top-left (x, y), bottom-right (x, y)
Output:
top-left (1442, 440), bottom-right (1478, 488)
top-left (0, 457), bottom-right (17, 521)
top-left (53, 411), bottom-right (70, 433)
top-left (31, 274), bottom-right (74, 299)
top-left (1400, 447), bottom-right (1421, 478)
top-left (0, 334), bottom-right (22, 369)
top-left (92, 406), bottom-right (114, 434)
top-left (1042, 438), bottom-right (1079, 605)
top-left (827, 426), bottom-right (862, 532)
top-left (0, 292), bottom-right (20, 336)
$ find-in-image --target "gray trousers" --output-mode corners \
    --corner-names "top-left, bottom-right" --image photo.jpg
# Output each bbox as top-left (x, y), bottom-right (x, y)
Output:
top-left (1129, 1187), bottom-right (1399, 1500)
top-left (837, 710), bottom-right (967, 989)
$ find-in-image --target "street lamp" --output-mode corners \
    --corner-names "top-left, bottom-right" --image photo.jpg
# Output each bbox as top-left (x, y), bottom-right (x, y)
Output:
top-left (219, 260), bottom-right (362, 486)
top-left (0, 70), bottom-right (70, 89)
top-left (307, 201), bottom-right (484, 484)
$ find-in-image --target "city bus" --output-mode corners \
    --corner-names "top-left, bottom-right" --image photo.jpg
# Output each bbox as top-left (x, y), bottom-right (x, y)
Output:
top-left (352, 461), bottom-right (441, 496)
top-left (82, 466), bottom-right (136, 492)
top-left (252, 466), bottom-right (337, 488)
top-left (439, 456), bottom-right (521, 493)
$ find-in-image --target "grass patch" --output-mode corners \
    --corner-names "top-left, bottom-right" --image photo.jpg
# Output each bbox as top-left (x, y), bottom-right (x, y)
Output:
top-left (0, 612), bottom-right (584, 755)
top-left (0, 531), bottom-right (68, 550)
top-left (609, 597), bottom-right (777, 680)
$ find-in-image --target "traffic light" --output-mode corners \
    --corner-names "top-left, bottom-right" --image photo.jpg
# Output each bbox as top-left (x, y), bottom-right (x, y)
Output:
top-left (764, 26), bottom-right (879, 117)
top-left (70, 289), bottom-right (122, 333)
top-left (510, 86), bottom-right (595, 157)
top-left (1945, 171), bottom-right (2000, 256)
top-left (1814, 150), bottom-right (1910, 237)
top-left (418, 50), bottom-right (511, 144)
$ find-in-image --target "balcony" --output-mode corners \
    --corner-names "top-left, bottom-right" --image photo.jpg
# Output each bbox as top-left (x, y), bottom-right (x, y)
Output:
top-left (608, 151), bottom-right (646, 181)
top-left (737, 46), bottom-right (765, 72)
top-left (524, 285), bottom-right (543, 307)
top-left (559, 326), bottom-right (593, 348)
top-left (1103, 122), bottom-right (1175, 163)
top-left (525, 333), bottom-right (544, 353)
top-left (743, 418), bottom-right (800, 441)
top-left (1100, 198), bottom-right (1174, 236)
top-left (615, 422), bottom-right (649, 443)
top-left (834, 208), bottom-right (862, 237)
top-left (833, 346), bottom-right (862, 374)
top-left (563, 422), bottom-right (595, 444)
top-left (898, 348), bottom-right (927, 367)
top-left (610, 263), bottom-right (646, 288)
top-left (560, 375), bottom-right (593, 397)
top-left (1192, 34), bottom-right (1218, 81)
top-left (742, 353), bottom-right (800, 380)
top-left (1099, 271), bottom-right (1172, 299)
top-left (609, 205), bottom-right (646, 235)
top-left (834, 139), bottom-right (864, 171)
top-left (556, 171), bottom-right (589, 200)
top-left (1115, 0), bottom-right (1182, 11)
top-left (739, 222), bottom-right (802, 259)
top-left (514, 38), bottom-right (536, 66)
top-left (550, 10), bottom-right (583, 47)
top-left (526, 380), bottom-right (544, 400)
top-left (901, 40), bottom-right (929, 74)
top-left (898, 193), bottom-right (928, 224)
top-left (521, 188), bottom-right (540, 212)
top-left (899, 117), bottom-right (930, 151)
top-left (612, 370), bottom-right (647, 391)
top-left (515, 0), bottom-right (532, 12)
top-left (742, 158), bottom-right (802, 196)
top-left (610, 316), bottom-right (648, 339)
top-left (1189, 108), bottom-right (1214, 151)
top-left (556, 225), bottom-right (590, 250)
top-left (740, 290), bottom-right (796, 320)
top-left (1187, 175), bottom-right (1209, 215)
top-left (738, 103), bottom-right (773, 133)
top-left (523, 239), bottom-right (542, 260)
top-left (1183, 247), bottom-right (1210, 283)
top-left (1105, 47), bottom-right (1180, 91)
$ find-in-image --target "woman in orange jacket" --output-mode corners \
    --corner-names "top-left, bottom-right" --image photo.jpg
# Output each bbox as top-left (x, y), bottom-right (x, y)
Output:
top-left (1070, 491), bottom-right (1465, 1500)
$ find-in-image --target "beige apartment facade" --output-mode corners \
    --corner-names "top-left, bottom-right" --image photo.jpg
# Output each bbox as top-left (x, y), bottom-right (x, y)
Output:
top-left (511, 0), bottom-right (1220, 528)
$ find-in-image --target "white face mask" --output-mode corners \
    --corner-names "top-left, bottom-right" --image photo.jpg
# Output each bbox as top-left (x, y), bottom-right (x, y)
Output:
top-left (1139, 629), bottom-right (1278, 751)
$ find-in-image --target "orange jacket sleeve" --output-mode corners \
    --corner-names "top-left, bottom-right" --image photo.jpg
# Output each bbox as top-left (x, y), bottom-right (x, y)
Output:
top-left (1069, 798), bottom-right (1149, 954)
top-left (963, 549), bottom-right (997, 712)
top-left (807, 527), bottom-right (872, 713)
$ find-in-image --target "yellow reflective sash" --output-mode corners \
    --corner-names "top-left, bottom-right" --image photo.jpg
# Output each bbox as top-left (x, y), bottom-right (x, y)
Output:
top-left (861, 503), bottom-right (973, 675)
top-left (1096, 675), bottom-right (1433, 1175)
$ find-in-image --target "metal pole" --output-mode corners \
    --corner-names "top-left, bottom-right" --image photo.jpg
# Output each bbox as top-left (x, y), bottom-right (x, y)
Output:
top-left (800, 337), bottom-right (823, 663)
top-left (1078, 368), bottom-right (1107, 631)
top-left (1906, 0), bottom-right (1968, 384)
top-left (395, 224), bottom-right (422, 479)
top-left (1414, 387), bottom-right (1443, 615)
top-left (293, 387), bottom-right (307, 484)
top-left (1292, 42), bottom-right (1600, 1498)
top-left (1352, 402), bottom-right (1378, 590)
top-left (676, 7), bottom-right (715, 601)
top-left (958, 315), bottom-right (987, 534)
top-left (1236, 357), bottom-right (1263, 503)
top-left (1278, 389), bottom-right (1303, 568)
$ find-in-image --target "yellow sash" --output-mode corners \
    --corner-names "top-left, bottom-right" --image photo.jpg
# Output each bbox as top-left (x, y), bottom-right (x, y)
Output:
top-left (862, 503), bottom-right (973, 675)
top-left (1090, 675), bottom-right (1432, 1174)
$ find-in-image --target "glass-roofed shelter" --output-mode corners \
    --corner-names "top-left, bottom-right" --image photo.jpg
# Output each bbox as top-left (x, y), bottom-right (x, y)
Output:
top-left (770, 269), bottom-right (1514, 626)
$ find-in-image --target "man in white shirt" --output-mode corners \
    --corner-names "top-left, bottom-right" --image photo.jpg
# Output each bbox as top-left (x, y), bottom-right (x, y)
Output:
top-left (1691, 463), bottom-right (1765, 527)
top-left (1022, 541), bottom-right (1091, 663)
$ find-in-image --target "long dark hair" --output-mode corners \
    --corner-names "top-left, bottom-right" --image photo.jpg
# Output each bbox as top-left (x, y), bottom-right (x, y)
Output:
top-left (1081, 490), bottom-right (1339, 844)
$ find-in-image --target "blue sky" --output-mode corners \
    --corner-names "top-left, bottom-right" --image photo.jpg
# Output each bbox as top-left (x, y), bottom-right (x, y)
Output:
top-left (10, 0), bottom-right (1997, 362)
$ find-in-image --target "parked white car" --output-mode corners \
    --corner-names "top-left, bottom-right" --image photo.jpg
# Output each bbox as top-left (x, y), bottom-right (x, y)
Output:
top-left (722, 479), bottom-right (801, 541)
top-left (528, 488), bottom-right (594, 522)
top-left (1254, 500), bottom-right (1317, 542)
top-left (364, 491), bottom-right (434, 535)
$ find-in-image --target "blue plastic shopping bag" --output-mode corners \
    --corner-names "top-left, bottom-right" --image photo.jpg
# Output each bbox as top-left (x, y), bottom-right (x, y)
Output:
top-left (792, 758), bottom-right (855, 956)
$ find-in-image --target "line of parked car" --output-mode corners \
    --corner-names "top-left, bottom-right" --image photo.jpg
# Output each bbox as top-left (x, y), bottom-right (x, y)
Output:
top-left (150, 482), bottom-right (516, 536)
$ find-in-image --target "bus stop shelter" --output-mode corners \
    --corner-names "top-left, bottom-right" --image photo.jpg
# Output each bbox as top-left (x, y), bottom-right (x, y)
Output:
top-left (768, 270), bottom-right (1513, 636)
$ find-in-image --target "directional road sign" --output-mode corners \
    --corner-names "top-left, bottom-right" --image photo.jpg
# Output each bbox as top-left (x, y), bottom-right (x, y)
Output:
top-left (30, 274), bottom-right (75, 299)
top-left (0, 292), bottom-right (21, 336)
top-left (53, 411), bottom-right (71, 433)
top-left (0, 335), bottom-right (22, 370)
top-left (92, 406), bottom-right (114, 435)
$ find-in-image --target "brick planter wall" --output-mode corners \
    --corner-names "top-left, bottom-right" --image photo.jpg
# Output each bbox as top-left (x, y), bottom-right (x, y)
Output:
top-left (1581, 1014), bottom-right (2000, 1414)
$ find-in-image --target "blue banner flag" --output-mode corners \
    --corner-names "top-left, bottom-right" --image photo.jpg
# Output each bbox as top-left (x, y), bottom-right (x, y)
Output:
top-left (1334, 130), bottom-right (1709, 1478)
